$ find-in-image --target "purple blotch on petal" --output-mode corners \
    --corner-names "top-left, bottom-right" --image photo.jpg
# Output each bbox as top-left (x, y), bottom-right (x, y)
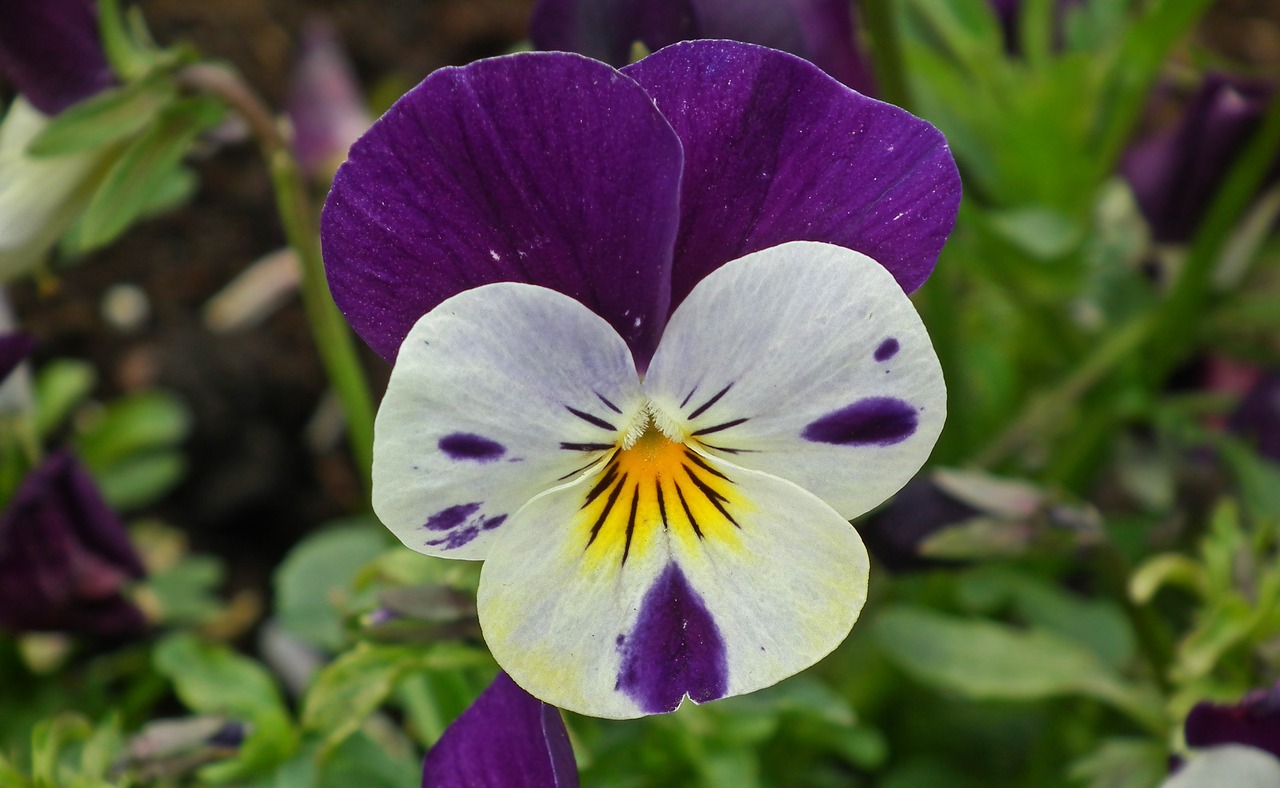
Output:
top-left (481, 515), bottom-right (507, 531)
top-left (424, 502), bottom-right (482, 531)
top-left (439, 432), bottom-right (507, 462)
top-left (427, 526), bottom-right (480, 550)
top-left (615, 562), bottom-right (727, 714)
top-left (803, 397), bottom-right (918, 446)
top-left (874, 337), bottom-right (900, 362)
top-left (1185, 683), bottom-right (1280, 760)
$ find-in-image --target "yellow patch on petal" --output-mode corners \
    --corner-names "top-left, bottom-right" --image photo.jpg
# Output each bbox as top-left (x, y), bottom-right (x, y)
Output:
top-left (577, 427), bottom-right (745, 569)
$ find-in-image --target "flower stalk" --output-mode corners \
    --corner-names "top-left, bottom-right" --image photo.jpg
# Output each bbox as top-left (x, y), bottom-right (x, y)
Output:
top-left (175, 63), bottom-right (375, 498)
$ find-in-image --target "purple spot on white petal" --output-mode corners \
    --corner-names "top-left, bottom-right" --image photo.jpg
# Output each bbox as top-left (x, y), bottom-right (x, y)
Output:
top-left (803, 397), bottom-right (918, 446)
top-left (615, 563), bottom-right (727, 714)
top-left (424, 502), bottom-right (481, 531)
top-left (874, 337), bottom-right (900, 362)
top-left (427, 525), bottom-right (480, 550)
top-left (481, 514), bottom-right (507, 531)
top-left (439, 433), bottom-right (506, 462)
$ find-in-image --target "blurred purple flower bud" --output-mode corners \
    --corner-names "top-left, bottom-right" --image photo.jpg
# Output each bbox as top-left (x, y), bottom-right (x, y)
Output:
top-left (0, 0), bottom-right (113, 115)
top-left (530, 0), bottom-right (876, 94)
top-left (0, 331), bottom-right (34, 381)
top-left (422, 672), bottom-right (577, 788)
top-left (286, 17), bottom-right (372, 182)
top-left (859, 475), bottom-right (979, 571)
top-left (988, 0), bottom-right (1081, 55)
top-left (0, 450), bottom-right (148, 636)
top-left (1229, 373), bottom-right (1280, 462)
top-left (1185, 683), bottom-right (1280, 760)
top-left (1122, 73), bottom-right (1277, 245)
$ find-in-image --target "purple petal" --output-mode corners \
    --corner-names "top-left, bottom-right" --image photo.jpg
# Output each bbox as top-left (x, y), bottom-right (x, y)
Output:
top-left (623, 41), bottom-right (959, 307)
top-left (1185, 684), bottom-right (1280, 760)
top-left (614, 562), bottom-right (728, 714)
top-left (0, 0), bottom-right (113, 115)
top-left (531, 0), bottom-right (874, 93)
top-left (322, 52), bottom-right (682, 363)
top-left (421, 672), bottom-right (577, 788)
top-left (0, 332), bottom-right (35, 383)
top-left (0, 451), bottom-right (148, 636)
top-left (286, 16), bottom-right (372, 181)
top-left (1122, 73), bottom-right (1277, 244)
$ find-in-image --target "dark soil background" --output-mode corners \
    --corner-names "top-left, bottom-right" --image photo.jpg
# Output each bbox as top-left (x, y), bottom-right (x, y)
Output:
top-left (7, 0), bottom-right (1280, 597)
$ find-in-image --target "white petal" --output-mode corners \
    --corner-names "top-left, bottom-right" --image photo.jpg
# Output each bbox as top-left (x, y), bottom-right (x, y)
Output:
top-left (0, 98), bottom-right (105, 278)
top-left (478, 443), bottom-right (867, 719)
top-left (643, 241), bottom-right (945, 518)
top-left (373, 282), bottom-right (643, 560)
top-left (1162, 746), bottom-right (1280, 788)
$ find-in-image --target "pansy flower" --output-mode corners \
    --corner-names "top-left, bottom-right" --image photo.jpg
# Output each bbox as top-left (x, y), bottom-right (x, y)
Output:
top-left (323, 41), bottom-right (959, 718)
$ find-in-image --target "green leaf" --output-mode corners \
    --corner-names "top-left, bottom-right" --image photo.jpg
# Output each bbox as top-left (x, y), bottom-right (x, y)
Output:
top-left (30, 714), bottom-right (91, 788)
top-left (91, 452), bottom-right (185, 511)
top-left (75, 97), bottom-right (223, 251)
top-left (98, 0), bottom-right (153, 80)
top-left (33, 361), bottom-right (96, 438)
top-left (75, 392), bottom-right (190, 469)
top-left (1068, 738), bottom-right (1167, 788)
top-left (143, 555), bottom-right (225, 625)
top-left (875, 606), bottom-right (1164, 732)
top-left (274, 522), bottom-right (386, 650)
top-left (302, 643), bottom-right (488, 756)
top-left (26, 80), bottom-right (170, 157)
top-left (153, 634), bottom-right (297, 781)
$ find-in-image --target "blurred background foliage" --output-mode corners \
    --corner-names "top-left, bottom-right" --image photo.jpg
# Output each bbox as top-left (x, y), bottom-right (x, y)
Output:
top-left (2, 0), bottom-right (1280, 785)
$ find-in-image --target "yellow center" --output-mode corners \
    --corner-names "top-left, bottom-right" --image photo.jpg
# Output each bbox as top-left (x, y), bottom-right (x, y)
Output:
top-left (577, 424), bottom-right (744, 569)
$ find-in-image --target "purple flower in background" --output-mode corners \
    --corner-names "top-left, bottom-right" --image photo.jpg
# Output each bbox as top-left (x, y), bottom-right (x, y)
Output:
top-left (0, 450), bottom-right (149, 636)
top-left (860, 475), bottom-right (979, 571)
top-left (286, 16), bottom-right (372, 182)
top-left (422, 672), bottom-right (577, 787)
top-left (1185, 684), bottom-right (1280, 760)
top-left (0, 0), bottom-right (113, 116)
top-left (530, 0), bottom-right (876, 94)
top-left (0, 331), bottom-right (34, 381)
top-left (1229, 373), bottom-right (1280, 462)
top-left (1122, 73), bottom-right (1277, 245)
top-left (987, 0), bottom-right (1081, 55)
top-left (0, 0), bottom-right (118, 277)
top-left (323, 41), bottom-right (958, 718)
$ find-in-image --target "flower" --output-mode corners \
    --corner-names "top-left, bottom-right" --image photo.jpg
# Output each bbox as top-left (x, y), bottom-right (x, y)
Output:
top-left (0, 0), bottom-right (113, 116)
top-left (286, 16), bottom-right (372, 182)
top-left (1185, 683), bottom-right (1280, 760)
top-left (0, 449), bottom-right (149, 636)
top-left (1229, 372), bottom-right (1280, 462)
top-left (529, 0), bottom-right (876, 94)
top-left (1163, 685), bottom-right (1280, 787)
top-left (1122, 73), bottom-right (1277, 245)
top-left (987, 0), bottom-right (1081, 55)
top-left (0, 330), bottom-right (35, 381)
top-left (323, 41), bottom-right (959, 718)
top-left (422, 672), bottom-right (577, 787)
top-left (0, 0), bottom-right (116, 278)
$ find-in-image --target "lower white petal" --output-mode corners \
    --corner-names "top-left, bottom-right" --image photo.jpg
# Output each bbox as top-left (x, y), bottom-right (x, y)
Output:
top-left (0, 99), bottom-right (106, 278)
top-left (643, 240), bottom-right (946, 519)
top-left (373, 282), bottom-right (643, 560)
top-left (478, 437), bottom-right (867, 719)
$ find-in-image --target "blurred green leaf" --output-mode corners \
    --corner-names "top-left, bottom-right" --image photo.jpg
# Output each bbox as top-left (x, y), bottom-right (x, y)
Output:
top-left (33, 361), bottom-right (96, 438)
top-left (26, 80), bottom-right (170, 157)
top-left (76, 97), bottom-right (223, 251)
top-left (1068, 738), bottom-right (1166, 788)
top-left (30, 714), bottom-right (91, 788)
top-left (875, 606), bottom-right (1163, 731)
top-left (301, 642), bottom-right (487, 757)
top-left (153, 635), bottom-right (297, 782)
top-left (143, 555), bottom-right (225, 625)
top-left (91, 452), bottom-right (185, 511)
top-left (75, 392), bottom-right (190, 469)
top-left (274, 521), bottom-right (386, 651)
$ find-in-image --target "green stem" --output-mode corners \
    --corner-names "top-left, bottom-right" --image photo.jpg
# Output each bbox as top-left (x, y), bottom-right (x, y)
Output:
top-left (860, 0), bottom-right (911, 110)
top-left (1095, 540), bottom-right (1174, 698)
top-left (176, 64), bottom-right (375, 498)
